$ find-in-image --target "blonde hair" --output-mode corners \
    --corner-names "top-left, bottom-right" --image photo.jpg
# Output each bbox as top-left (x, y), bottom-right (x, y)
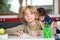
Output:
top-left (19, 6), bottom-right (39, 22)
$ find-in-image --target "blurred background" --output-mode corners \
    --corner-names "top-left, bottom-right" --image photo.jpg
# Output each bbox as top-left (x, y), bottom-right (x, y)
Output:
top-left (0, 0), bottom-right (53, 14)
top-left (0, 0), bottom-right (60, 29)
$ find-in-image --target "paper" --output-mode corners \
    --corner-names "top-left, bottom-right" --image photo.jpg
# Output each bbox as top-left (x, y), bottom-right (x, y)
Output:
top-left (20, 33), bottom-right (35, 38)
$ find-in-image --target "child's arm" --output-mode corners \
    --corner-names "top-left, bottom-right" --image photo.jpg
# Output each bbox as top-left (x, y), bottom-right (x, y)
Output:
top-left (50, 21), bottom-right (58, 28)
top-left (14, 31), bottom-right (23, 36)
top-left (49, 21), bottom-right (58, 35)
top-left (5, 25), bottom-right (24, 36)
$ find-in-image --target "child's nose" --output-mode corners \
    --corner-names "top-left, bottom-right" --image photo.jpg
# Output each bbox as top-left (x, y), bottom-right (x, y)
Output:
top-left (28, 14), bottom-right (31, 17)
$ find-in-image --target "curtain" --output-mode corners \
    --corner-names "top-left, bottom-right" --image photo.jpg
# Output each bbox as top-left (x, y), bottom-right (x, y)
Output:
top-left (18, 0), bottom-right (23, 18)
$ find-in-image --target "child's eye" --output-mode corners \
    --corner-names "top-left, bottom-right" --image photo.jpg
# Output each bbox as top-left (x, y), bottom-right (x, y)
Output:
top-left (24, 13), bottom-right (28, 16)
top-left (31, 13), bottom-right (33, 14)
top-left (30, 13), bottom-right (34, 14)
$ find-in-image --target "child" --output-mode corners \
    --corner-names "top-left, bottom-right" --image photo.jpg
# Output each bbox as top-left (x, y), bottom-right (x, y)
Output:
top-left (37, 8), bottom-right (52, 24)
top-left (37, 8), bottom-right (58, 34)
top-left (6, 6), bottom-right (42, 36)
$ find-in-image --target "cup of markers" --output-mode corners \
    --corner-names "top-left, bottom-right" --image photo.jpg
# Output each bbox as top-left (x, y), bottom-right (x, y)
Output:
top-left (40, 22), bottom-right (52, 38)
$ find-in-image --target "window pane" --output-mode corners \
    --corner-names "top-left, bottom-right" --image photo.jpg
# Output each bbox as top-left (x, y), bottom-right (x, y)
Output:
top-left (32, 0), bottom-right (53, 6)
top-left (10, 0), bottom-right (20, 13)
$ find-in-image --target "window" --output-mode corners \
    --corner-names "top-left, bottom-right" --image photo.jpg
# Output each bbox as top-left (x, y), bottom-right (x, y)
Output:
top-left (0, 0), bottom-right (53, 15)
top-left (58, 0), bottom-right (60, 14)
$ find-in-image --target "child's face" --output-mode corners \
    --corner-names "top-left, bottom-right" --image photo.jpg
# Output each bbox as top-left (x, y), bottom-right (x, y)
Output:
top-left (24, 8), bottom-right (36, 23)
top-left (39, 16), bottom-right (45, 21)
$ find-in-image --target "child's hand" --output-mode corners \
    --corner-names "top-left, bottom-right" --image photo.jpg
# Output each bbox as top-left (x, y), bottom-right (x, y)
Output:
top-left (51, 22), bottom-right (58, 28)
top-left (28, 30), bottom-right (39, 36)
top-left (14, 31), bottom-right (23, 36)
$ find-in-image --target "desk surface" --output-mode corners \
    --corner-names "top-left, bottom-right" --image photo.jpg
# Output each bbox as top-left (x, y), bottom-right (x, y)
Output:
top-left (8, 33), bottom-right (55, 40)
top-left (0, 33), bottom-right (55, 40)
top-left (8, 37), bottom-right (55, 40)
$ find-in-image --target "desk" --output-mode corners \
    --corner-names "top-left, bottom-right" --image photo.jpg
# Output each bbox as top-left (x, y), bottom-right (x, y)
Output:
top-left (8, 37), bottom-right (55, 40)
top-left (0, 33), bottom-right (55, 40)
top-left (8, 33), bottom-right (55, 40)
